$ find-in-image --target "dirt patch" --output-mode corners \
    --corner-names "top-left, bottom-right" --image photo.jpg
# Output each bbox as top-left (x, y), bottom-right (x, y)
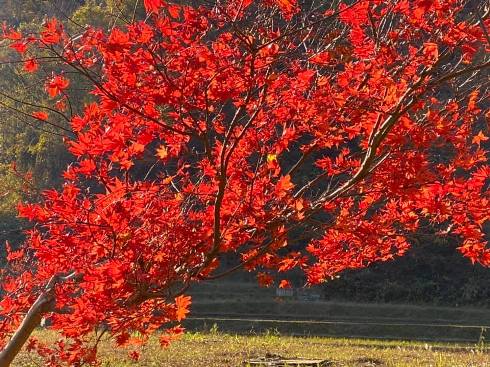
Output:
top-left (245, 353), bottom-right (333, 366)
top-left (352, 357), bottom-right (385, 366)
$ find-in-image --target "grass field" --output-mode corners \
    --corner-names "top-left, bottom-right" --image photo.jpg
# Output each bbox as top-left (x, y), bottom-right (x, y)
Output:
top-left (11, 279), bottom-right (490, 366)
top-left (12, 330), bottom-right (490, 367)
top-left (188, 280), bottom-right (490, 342)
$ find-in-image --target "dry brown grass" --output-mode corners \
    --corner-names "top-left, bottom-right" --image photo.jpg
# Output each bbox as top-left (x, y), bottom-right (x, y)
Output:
top-left (12, 329), bottom-right (490, 367)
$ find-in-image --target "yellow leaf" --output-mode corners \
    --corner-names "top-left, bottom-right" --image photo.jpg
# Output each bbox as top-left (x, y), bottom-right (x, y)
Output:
top-left (156, 145), bottom-right (168, 160)
top-left (267, 153), bottom-right (277, 163)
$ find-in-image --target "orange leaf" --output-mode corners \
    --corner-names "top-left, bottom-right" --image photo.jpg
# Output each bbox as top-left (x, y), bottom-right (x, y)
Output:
top-left (467, 90), bottom-right (479, 112)
top-left (175, 295), bottom-right (191, 321)
top-left (257, 272), bottom-right (274, 287)
top-left (423, 42), bottom-right (438, 62)
top-left (275, 0), bottom-right (296, 13)
top-left (472, 131), bottom-right (488, 146)
top-left (275, 175), bottom-right (294, 198)
top-left (274, 0), bottom-right (299, 20)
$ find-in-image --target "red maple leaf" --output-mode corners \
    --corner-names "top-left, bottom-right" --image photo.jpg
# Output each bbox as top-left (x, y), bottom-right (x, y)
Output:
top-left (10, 41), bottom-right (27, 53)
top-left (274, 0), bottom-right (299, 20)
top-left (144, 0), bottom-right (165, 13)
top-left (41, 18), bottom-right (62, 45)
top-left (46, 75), bottom-right (70, 97)
top-left (32, 111), bottom-right (48, 121)
top-left (23, 59), bottom-right (38, 73)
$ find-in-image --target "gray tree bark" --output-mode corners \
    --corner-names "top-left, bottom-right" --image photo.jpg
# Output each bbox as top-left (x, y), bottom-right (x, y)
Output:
top-left (0, 272), bottom-right (76, 367)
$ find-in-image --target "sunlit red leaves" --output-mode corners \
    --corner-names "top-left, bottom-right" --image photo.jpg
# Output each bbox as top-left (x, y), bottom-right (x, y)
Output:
top-left (2, 28), bottom-right (22, 40)
top-left (472, 131), bottom-right (488, 146)
top-left (77, 159), bottom-right (97, 176)
top-left (107, 28), bottom-right (132, 51)
top-left (17, 203), bottom-right (48, 221)
top-left (5, 241), bottom-right (24, 262)
top-left (32, 111), bottom-right (48, 121)
top-left (273, 0), bottom-right (299, 20)
top-left (422, 42), bottom-right (439, 64)
top-left (10, 41), bottom-right (28, 53)
top-left (309, 51), bottom-right (330, 65)
top-left (174, 295), bottom-right (191, 321)
top-left (45, 75), bottom-right (70, 97)
top-left (159, 326), bottom-right (185, 347)
top-left (70, 116), bottom-right (86, 134)
top-left (338, 1), bottom-right (369, 26)
top-left (41, 18), bottom-right (62, 45)
top-left (349, 27), bottom-right (374, 58)
top-left (1, 0), bottom-right (489, 364)
top-left (257, 272), bottom-right (274, 287)
top-left (132, 22), bottom-right (154, 44)
top-left (23, 59), bottom-right (38, 73)
top-left (144, 0), bottom-right (165, 13)
top-left (413, 0), bottom-right (435, 19)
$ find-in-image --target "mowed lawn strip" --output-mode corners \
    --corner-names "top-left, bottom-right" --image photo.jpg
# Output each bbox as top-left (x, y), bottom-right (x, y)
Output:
top-left (12, 330), bottom-right (490, 367)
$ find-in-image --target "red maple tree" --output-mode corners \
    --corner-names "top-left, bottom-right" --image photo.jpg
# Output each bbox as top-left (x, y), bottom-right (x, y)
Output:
top-left (0, 0), bottom-right (489, 365)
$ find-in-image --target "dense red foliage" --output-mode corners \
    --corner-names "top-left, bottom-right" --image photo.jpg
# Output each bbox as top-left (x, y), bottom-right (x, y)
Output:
top-left (1, 0), bottom-right (489, 364)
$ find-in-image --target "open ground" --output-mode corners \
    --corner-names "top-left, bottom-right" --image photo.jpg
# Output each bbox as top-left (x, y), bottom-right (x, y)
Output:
top-left (11, 280), bottom-right (490, 366)
top-left (11, 330), bottom-right (490, 367)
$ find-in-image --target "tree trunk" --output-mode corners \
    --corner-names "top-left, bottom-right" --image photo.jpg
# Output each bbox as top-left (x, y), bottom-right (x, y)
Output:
top-left (0, 292), bottom-right (55, 367)
top-left (0, 271), bottom-right (76, 367)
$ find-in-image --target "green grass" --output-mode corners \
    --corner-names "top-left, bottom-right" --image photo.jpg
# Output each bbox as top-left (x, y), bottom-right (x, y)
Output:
top-left (12, 330), bottom-right (490, 367)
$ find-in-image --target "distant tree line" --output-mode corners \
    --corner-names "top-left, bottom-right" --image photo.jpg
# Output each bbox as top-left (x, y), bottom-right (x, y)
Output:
top-left (0, 0), bottom-right (145, 244)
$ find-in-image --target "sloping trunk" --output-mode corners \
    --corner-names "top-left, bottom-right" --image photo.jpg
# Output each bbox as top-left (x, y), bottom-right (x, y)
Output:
top-left (0, 291), bottom-right (55, 367)
top-left (0, 272), bottom-right (77, 367)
